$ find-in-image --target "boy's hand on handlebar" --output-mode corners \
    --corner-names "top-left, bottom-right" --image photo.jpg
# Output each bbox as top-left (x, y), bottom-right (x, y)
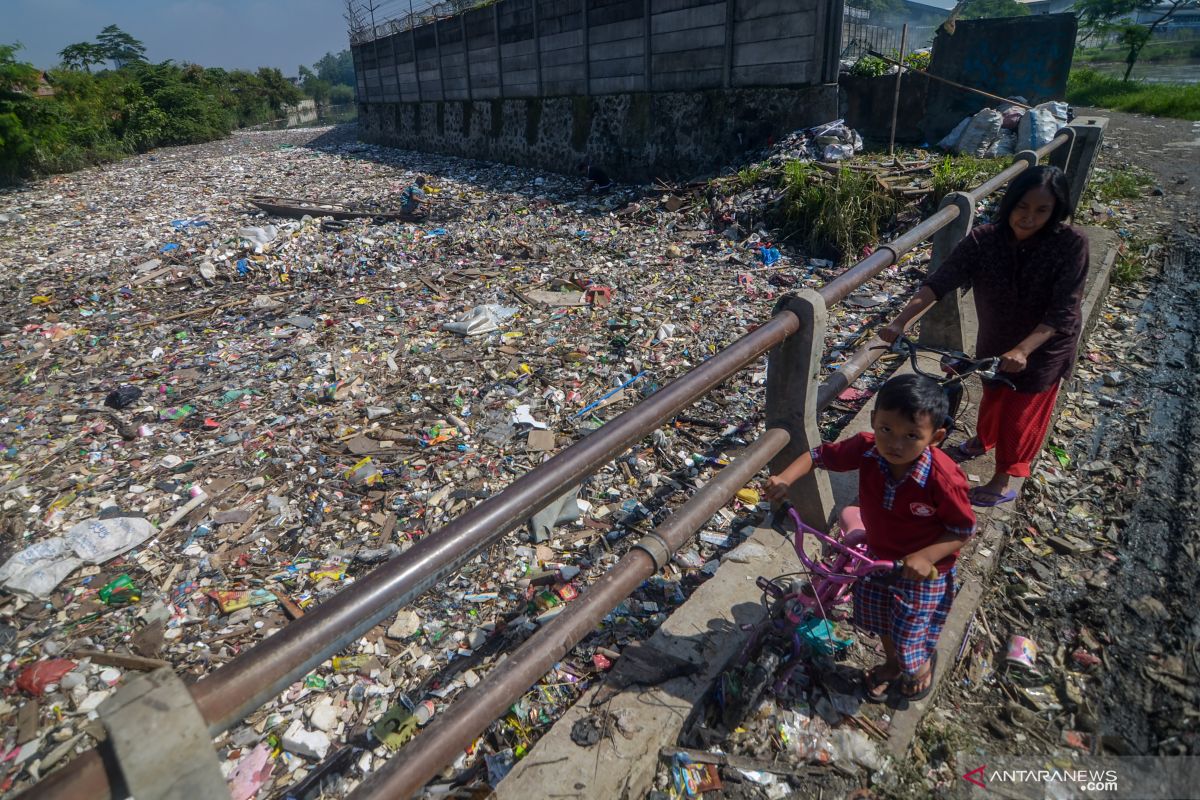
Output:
top-left (901, 553), bottom-right (939, 581)
top-left (763, 476), bottom-right (792, 503)
top-left (999, 348), bottom-right (1028, 373)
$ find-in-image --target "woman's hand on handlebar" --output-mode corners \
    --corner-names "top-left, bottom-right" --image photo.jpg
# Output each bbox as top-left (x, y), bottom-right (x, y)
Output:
top-left (879, 321), bottom-right (904, 344)
top-left (999, 348), bottom-right (1028, 373)
top-left (763, 475), bottom-right (792, 503)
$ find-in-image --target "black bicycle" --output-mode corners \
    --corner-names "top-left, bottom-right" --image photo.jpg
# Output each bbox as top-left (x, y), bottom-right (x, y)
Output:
top-left (874, 335), bottom-right (1015, 432)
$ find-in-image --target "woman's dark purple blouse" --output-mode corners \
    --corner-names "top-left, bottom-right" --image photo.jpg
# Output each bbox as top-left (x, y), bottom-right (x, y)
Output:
top-left (923, 222), bottom-right (1089, 393)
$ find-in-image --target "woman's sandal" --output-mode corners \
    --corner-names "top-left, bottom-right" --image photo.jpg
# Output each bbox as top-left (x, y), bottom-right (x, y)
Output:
top-left (948, 439), bottom-right (986, 463)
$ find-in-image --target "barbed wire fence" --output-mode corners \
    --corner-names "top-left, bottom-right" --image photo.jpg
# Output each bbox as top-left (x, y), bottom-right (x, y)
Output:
top-left (345, 0), bottom-right (485, 43)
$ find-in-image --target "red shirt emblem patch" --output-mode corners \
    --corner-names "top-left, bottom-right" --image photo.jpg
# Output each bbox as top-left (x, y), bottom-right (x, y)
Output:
top-left (909, 502), bottom-right (935, 517)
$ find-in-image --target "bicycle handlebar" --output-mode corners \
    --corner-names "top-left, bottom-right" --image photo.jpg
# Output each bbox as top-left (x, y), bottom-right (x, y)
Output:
top-left (774, 503), bottom-right (902, 583)
top-left (876, 335), bottom-right (1016, 389)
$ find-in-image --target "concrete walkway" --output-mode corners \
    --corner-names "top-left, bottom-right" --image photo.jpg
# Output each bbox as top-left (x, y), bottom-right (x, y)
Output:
top-left (496, 226), bottom-right (1119, 796)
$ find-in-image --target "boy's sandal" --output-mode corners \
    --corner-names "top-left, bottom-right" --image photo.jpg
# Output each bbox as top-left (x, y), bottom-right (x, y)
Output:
top-left (896, 653), bottom-right (938, 702)
top-left (863, 665), bottom-right (901, 703)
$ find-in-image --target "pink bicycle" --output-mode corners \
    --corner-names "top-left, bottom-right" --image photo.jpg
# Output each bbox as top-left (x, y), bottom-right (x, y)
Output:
top-left (717, 502), bottom-right (906, 729)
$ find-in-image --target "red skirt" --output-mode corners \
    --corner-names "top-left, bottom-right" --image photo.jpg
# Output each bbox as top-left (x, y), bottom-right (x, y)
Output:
top-left (974, 382), bottom-right (1059, 478)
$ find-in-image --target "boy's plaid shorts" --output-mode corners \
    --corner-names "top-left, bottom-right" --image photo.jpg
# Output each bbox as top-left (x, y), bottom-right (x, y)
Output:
top-left (853, 568), bottom-right (956, 675)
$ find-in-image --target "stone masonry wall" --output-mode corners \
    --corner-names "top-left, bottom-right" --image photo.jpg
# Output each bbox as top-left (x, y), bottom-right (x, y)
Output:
top-left (356, 85), bottom-right (836, 181)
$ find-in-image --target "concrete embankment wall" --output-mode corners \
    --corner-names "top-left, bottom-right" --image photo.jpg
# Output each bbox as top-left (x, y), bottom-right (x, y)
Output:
top-left (351, 0), bottom-right (842, 180)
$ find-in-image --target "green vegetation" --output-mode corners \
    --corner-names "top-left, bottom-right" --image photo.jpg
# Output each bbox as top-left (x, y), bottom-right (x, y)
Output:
top-left (298, 50), bottom-right (356, 107)
top-left (957, 0), bottom-right (1030, 18)
top-left (929, 154), bottom-right (1010, 206)
top-left (848, 49), bottom-right (931, 79)
top-left (1, 27), bottom-right (363, 185)
top-left (777, 161), bottom-right (898, 263)
top-left (1087, 165), bottom-right (1152, 202)
top-left (1067, 67), bottom-right (1200, 119)
top-left (1076, 37), bottom-right (1200, 64)
top-left (1076, 0), bottom-right (1199, 80)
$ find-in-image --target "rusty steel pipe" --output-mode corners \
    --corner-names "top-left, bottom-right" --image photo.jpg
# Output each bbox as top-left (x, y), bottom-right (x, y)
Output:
top-left (348, 428), bottom-right (792, 800)
top-left (818, 204), bottom-right (959, 307)
top-left (815, 306), bottom-right (935, 410)
top-left (22, 306), bottom-right (801, 800)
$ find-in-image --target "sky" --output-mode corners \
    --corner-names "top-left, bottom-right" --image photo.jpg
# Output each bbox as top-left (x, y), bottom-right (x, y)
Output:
top-left (4, 0), bottom-right (357, 75)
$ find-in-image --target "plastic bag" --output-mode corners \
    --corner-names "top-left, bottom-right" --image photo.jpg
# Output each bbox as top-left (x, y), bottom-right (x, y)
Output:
top-left (957, 109), bottom-right (1003, 157)
top-left (936, 116), bottom-right (971, 152)
top-left (65, 516), bottom-right (157, 563)
top-left (1017, 101), bottom-right (1068, 151)
top-left (0, 538), bottom-right (83, 598)
top-left (527, 487), bottom-right (582, 543)
top-left (987, 129), bottom-right (1017, 157)
top-left (443, 304), bottom-right (519, 336)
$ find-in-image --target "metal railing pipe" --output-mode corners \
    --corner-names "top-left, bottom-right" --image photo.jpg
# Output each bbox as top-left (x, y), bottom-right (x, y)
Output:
top-left (23, 303), bottom-right (802, 800)
top-left (1037, 131), bottom-right (1070, 159)
top-left (348, 428), bottom-right (792, 800)
top-left (815, 306), bottom-right (934, 411)
top-left (967, 161), bottom-right (1025, 205)
top-left (818, 204), bottom-right (959, 307)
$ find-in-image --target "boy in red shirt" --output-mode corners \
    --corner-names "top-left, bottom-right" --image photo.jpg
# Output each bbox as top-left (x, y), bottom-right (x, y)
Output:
top-left (765, 374), bottom-right (975, 701)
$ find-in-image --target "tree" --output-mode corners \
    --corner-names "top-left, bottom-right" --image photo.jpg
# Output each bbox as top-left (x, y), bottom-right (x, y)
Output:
top-left (314, 50), bottom-right (355, 87)
top-left (59, 42), bottom-right (107, 73)
top-left (0, 43), bottom-right (39, 99)
top-left (298, 65), bottom-right (332, 105)
top-left (96, 25), bottom-right (147, 69)
top-left (1077, 0), bottom-right (1199, 80)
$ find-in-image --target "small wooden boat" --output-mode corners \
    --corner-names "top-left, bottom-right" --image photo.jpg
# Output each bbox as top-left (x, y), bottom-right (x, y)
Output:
top-left (248, 195), bottom-right (423, 222)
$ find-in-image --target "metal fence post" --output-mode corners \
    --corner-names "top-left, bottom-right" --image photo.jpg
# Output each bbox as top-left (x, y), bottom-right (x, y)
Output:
top-left (918, 191), bottom-right (974, 352)
top-left (766, 291), bottom-right (835, 529)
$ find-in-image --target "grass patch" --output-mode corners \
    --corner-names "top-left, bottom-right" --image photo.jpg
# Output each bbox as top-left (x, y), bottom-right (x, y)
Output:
top-left (777, 160), bottom-right (898, 263)
top-left (735, 164), bottom-right (765, 189)
top-left (1112, 236), bottom-right (1164, 286)
top-left (929, 155), bottom-right (1011, 207)
top-left (1076, 38), bottom-right (1200, 64)
top-left (1067, 68), bottom-right (1200, 120)
top-left (1090, 166), bottom-right (1151, 202)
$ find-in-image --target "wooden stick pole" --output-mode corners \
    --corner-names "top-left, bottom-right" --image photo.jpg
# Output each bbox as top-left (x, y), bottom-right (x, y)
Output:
top-left (888, 24), bottom-right (908, 161)
top-left (867, 49), bottom-right (1031, 110)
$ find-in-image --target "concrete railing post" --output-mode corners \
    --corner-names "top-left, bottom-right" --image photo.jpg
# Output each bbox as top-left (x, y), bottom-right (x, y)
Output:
top-left (919, 191), bottom-right (974, 352)
top-left (1045, 126), bottom-right (1075, 175)
top-left (766, 292), bottom-right (835, 529)
top-left (1013, 148), bottom-right (1039, 171)
top-left (1062, 117), bottom-right (1108, 217)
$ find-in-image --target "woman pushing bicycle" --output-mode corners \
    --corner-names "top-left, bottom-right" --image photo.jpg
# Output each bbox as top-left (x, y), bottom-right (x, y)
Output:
top-left (882, 165), bottom-right (1089, 507)
top-left (764, 375), bottom-right (976, 702)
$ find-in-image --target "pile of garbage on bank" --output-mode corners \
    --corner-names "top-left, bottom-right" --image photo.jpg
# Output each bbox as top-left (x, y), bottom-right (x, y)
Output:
top-left (938, 100), bottom-right (1071, 158)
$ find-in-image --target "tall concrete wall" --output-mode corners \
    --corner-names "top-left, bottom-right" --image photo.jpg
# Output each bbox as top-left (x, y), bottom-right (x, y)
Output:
top-left (353, 0), bottom-right (842, 102)
top-left (351, 0), bottom-right (842, 179)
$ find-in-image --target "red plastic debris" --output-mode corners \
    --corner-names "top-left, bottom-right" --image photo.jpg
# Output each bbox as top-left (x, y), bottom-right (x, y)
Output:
top-left (592, 653), bottom-right (612, 671)
top-left (15, 659), bottom-right (77, 696)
